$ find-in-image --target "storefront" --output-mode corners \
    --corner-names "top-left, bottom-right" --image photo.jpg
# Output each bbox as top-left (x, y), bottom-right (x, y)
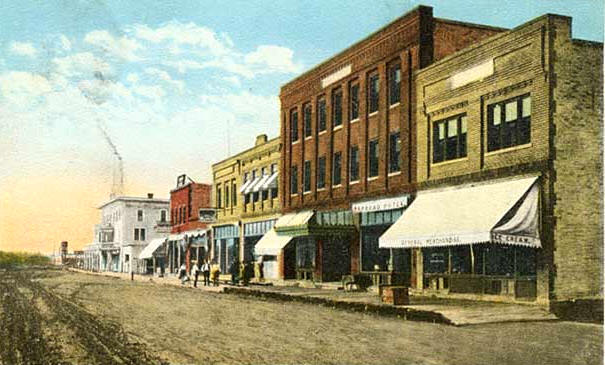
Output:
top-left (274, 210), bottom-right (356, 282)
top-left (139, 237), bottom-right (167, 275)
top-left (243, 219), bottom-right (277, 262)
top-left (379, 176), bottom-right (541, 300)
top-left (213, 224), bottom-right (240, 274)
top-left (352, 195), bottom-right (412, 286)
top-left (166, 233), bottom-right (185, 274)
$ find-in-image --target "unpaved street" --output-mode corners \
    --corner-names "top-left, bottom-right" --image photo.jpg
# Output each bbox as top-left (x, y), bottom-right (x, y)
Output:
top-left (0, 268), bottom-right (602, 365)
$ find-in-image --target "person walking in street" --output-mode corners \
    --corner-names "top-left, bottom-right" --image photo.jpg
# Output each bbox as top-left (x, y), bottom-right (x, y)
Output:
top-left (210, 261), bottom-right (220, 286)
top-left (202, 260), bottom-right (210, 286)
top-left (229, 260), bottom-right (239, 286)
top-left (179, 263), bottom-right (189, 285)
top-left (192, 261), bottom-right (200, 288)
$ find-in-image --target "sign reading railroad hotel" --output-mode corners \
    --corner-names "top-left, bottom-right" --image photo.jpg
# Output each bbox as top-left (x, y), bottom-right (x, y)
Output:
top-left (351, 195), bottom-right (411, 213)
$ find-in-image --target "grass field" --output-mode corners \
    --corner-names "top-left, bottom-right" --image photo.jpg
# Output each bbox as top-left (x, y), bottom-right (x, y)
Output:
top-left (0, 268), bottom-right (602, 365)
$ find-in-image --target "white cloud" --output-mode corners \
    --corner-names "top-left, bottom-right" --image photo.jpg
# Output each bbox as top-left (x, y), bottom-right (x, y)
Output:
top-left (9, 42), bottom-right (37, 57)
top-left (84, 30), bottom-right (142, 61)
top-left (223, 75), bottom-right (241, 87)
top-left (52, 52), bottom-right (112, 79)
top-left (126, 73), bottom-right (139, 84)
top-left (244, 45), bottom-right (302, 74)
top-left (129, 21), bottom-right (230, 56)
top-left (144, 67), bottom-right (184, 92)
top-left (199, 91), bottom-right (279, 123)
top-left (0, 71), bottom-right (52, 107)
top-left (134, 85), bottom-right (166, 100)
top-left (60, 35), bottom-right (72, 51)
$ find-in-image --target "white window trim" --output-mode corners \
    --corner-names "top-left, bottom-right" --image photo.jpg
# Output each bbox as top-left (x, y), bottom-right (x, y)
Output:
top-left (484, 143), bottom-right (533, 157)
top-left (389, 102), bottom-right (401, 109)
top-left (367, 176), bottom-right (379, 182)
top-left (318, 130), bottom-right (327, 136)
top-left (431, 156), bottom-right (469, 167)
top-left (305, 135), bottom-right (313, 141)
top-left (292, 139), bottom-right (300, 145)
top-left (317, 187), bottom-right (326, 192)
top-left (349, 118), bottom-right (360, 124)
top-left (332, 184), bottom-right (342, 189)
top-left (333, 124), bottom-right (343, 131)
top-left (349, 180), bottom-right (360, 185)
top-left (388, 171), bottom-right (402, 177)
top-left (368, 111), bottom-right (379, 118)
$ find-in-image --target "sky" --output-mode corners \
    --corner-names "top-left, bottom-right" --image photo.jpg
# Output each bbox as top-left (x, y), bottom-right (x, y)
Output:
top-left (0, 0), bottom-right (602, 254)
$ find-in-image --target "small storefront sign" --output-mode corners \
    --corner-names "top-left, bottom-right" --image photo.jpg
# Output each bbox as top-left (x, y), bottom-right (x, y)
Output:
top-left (352, 195), bottom-right (410, 213)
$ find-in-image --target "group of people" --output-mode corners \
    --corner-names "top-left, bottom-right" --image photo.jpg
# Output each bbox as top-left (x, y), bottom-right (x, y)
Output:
top-left (177, 258), bottom-right (264, 287)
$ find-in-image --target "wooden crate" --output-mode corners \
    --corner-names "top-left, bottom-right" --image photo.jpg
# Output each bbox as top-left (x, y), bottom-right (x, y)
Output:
top-left (380, 286), bottom-right (409, 305)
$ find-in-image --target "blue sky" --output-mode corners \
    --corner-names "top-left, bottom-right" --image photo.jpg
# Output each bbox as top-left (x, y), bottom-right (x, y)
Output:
top-left (0, 0), bottom-right (602, 252)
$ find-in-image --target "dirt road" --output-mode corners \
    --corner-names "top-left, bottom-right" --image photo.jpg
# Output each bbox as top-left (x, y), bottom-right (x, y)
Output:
top-left (0, 268), bottom-right (165, 365)
top-left (0, 268), bottom-right (602, 365)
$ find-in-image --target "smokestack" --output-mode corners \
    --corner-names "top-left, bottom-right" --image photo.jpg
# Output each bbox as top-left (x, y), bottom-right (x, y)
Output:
top-left (147, 193), bottom-right (154, 199)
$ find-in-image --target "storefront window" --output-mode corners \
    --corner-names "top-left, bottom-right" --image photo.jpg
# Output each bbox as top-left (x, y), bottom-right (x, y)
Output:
top-left (515, 246), bottom-right (537, 276)
top-left (484, 245), bottom-right (514, 276)
top-left (450, 246), bottom-right (471, 274)
top-left (295, 237), bottom-right (315, 269)
top-left (361, 229), bottom-right (390, 271)
top-left (423, 247), bottom-right (449, 274)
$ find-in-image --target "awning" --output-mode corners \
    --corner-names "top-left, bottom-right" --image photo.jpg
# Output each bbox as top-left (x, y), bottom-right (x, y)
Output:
top-left (262, 172), bottom-right (278, 189)
top-left (139, 238), bottom-right (166, 259)
top-left (252, 174), bottom-right (271, 192)
top-left (254, 228), bottom-right (294, 256)
top-left (275, 210), bottom-right (355, 237)
top-left (239, 179), bottom-right (253, 193)
top-left (379, 176), bottom-right (541, 248)
top-left (168, 233), bottom-right (185, 241)
top-left (244, 176), bottom-right (262, 194)
top-left (275, 211), bottom-right (314, 228)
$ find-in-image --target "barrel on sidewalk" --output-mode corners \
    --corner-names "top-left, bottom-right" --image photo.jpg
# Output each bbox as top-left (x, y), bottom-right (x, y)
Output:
top-left (379, 285), bottom-right (409, 305)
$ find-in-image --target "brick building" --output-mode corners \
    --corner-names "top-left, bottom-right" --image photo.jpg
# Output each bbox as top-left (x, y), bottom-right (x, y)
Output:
top-left (211, 135), bottom-right (281, 278)
top-left (278, 5), bottom-right (503, 282)
top-left (165, 175), bottom-right (214, 274)
top-left (380, 14), bottom-right (602, 312)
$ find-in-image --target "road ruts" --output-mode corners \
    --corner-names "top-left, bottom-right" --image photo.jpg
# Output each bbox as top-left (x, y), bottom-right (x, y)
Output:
top-left (0, 273), bottom-right (64, 365)
top-left (1, 269), bottom-right (167, 365)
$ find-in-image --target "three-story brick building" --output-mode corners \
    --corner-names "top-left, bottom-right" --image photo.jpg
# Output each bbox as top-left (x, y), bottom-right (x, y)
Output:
top-left (278, 5), bottom-right (503, 282)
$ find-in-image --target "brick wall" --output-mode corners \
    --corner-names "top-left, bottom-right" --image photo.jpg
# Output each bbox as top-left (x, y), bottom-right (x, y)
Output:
top-left (552, 17), bottom-right (604, 300)
top-left (170, 182), bottom-right (212, 233)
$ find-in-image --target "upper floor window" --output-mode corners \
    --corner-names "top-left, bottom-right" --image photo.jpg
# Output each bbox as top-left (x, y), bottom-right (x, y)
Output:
top-left (270, 163), bottom-right (277, 174)
top-left (389, 131), bottom-right (401, 173)
top-left (368, 139), bottom-right (379, 178)
top-left (137, 209), bottom-right (143, 222)
top-left (243, 172), bottom-right (249, 183)
top-left (433, 114), bottom-right (467, 163)
top-left (389, 63), bottom-right (401, 105)
top-left (225, 185), bottom-right (230, 208)
top-left (134, 228), bottom-right (146, 241)
top-left (350, 146), bottom-right (359, 182)
top-left (368, 72), bottom-right (380, 114)
top-left (160, 209), bottom-right (167, 223)
top-left (290, 166), bottom-right (298, 195)
top-left (349, 82), bottom-right (359, 121)
top-left (303, 103), bottom-right (312, 138)
top-left (332, 151), bottom-right (342, 186)
top-left (290, 109), bottom-right (299, 143)
top-left (303, 160), bottom-right (311, 193)
top-left (332, 88), bottom-right (343, 128)
top-left (232, 181), bottom-right (237, 206)
top-left (487, 94), bottom-right (531, 152)
top-left (216, 186), bottom-right (222, 208)
top-left (317, 156), bottom-right (326, 189)
top-left (317, 97), bottom-right (326, 132)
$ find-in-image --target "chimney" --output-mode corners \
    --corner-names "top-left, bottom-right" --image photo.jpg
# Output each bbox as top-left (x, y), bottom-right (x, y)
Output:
top-left (255, 134), bottom-right (268, 146)
top-left (147, 193), bottom-right (154, 199)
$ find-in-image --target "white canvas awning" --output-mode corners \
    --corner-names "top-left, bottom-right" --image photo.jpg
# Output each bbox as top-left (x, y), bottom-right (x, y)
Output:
top-left (244, 177), bottom-right (262, 194)
top-left (262, 172), bottom-right (278, 189)
top-left (254, 228), bottom-right (294, 256)
top-left (252, 174), bottom-right (271, 192)
top-left (139, 238), bottom-right (166, 259)
top-left (379, 176), bottom-right (541, 248)
top-left (274, 210), bottom-right (314, 228)
top-left (168, 233), bottom-right (186, 241)
top-left (239, 179), bottom-right (253, 193)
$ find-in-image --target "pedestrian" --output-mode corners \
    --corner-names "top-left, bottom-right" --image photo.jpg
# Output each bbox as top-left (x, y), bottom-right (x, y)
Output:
top-left (210, 261), bottom-right (220, 286)
top-left (179, 263), bottom-right (189, 285)
top-left (192, 261), bottom-right (200, 288)
top-left (202, 260), bottom-right (210, 286)
top-left (229, 260), bottom-right (239, 285)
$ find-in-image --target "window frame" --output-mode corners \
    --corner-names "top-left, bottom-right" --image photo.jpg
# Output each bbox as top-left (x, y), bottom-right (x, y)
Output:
top-left (368, 72), bottom-right (380, 114)
top-left (388, 63), bottom-right (401, 106)
top-left (317, 156), bottom-right (326, 189)
top-left (303, 160), bottom-right (312, 193)
top-left (332, 88), bottom-right (343, 128)
top-left (290, 165), bottom-right (298, 195)
top-left (332, 151), bottom-right (342, 186)
top-left (368, 139), bottom-right (379, 178)
top-left (389, 131), bottom-right (401, 173)
top-left (432, 113), bottom-right (468, 164)
top-left (317, 97), bottom-right (326, 132)
top-left (349, 145), bottom-right (359, 182)
top-left (349, 81), bottom-right (359, 121)
top-left (303, 102), bottom-right (312, 138)
top-left (487, 94), bottom-right (531, 152)
top-left (290, 108), bottom-right (299, 143)
top-left (137, 209), bottom-right (144, 222)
